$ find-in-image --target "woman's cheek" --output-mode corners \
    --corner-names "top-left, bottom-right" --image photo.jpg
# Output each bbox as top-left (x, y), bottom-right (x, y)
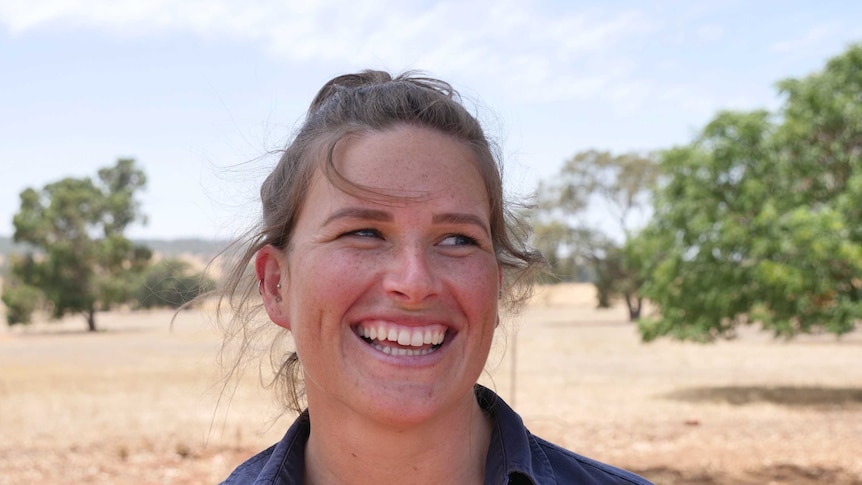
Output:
top-left (446, 256), bottom-right (499, 301)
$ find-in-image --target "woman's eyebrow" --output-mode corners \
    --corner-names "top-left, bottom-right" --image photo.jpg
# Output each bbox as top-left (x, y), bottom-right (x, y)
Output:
top-left (432, 213), bottom-right (491, 234)
top-left (323, 207), bottom-right (392, 226)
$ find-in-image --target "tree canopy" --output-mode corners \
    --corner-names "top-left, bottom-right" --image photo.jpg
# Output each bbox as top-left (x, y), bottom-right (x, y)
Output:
top-left (3, 159), bottom-right (151, 331)
top-left (136, 258), bottom-right (215, 310)
top-left (635, 43), bottom-right (862, 341)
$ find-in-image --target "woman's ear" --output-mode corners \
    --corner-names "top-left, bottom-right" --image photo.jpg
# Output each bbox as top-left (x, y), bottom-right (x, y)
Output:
top-left (255, 245), bottom-right (291, 330)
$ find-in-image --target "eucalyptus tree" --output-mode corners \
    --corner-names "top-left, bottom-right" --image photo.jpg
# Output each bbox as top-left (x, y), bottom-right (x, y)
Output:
top-left (3, 159), bottom-right (151, 331)
top-left (534, 150), bottom-right (659, 319)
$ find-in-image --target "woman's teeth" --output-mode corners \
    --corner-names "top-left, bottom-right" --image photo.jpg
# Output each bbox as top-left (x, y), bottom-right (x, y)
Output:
top-left (357, 323), bottom-right (446, 356)
top-left (371, 343), bottom-right (437, 356)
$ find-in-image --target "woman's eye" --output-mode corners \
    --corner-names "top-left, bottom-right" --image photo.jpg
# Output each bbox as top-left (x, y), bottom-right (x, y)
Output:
top-left (439, 234), bottom-right (478, 246)
top-left (345, 228), bottom-right (381, 239)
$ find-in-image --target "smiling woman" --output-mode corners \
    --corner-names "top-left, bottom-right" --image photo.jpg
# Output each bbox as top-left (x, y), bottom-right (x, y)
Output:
top-left (214, 70), bottom-right (652, 484)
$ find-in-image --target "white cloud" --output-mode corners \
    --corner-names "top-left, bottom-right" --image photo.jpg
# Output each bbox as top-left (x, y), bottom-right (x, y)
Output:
top-left (696, 23), bottom-right (723, 42)
top-left (0, 0), bottom-right (661, 106)
top-left (769, 23), bottom-right (836, 53)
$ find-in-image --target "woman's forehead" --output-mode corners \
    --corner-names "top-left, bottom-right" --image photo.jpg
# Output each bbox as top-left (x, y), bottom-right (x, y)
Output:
top-left (331, 127), bottom-right (484, 187)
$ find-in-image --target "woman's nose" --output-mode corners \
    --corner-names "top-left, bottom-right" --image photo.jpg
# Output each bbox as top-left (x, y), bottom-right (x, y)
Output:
top-left (382, 245), bottom-right (439, 304)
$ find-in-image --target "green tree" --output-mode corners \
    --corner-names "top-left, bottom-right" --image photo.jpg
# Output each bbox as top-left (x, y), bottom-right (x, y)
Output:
top-left (534, 150), bottom-right (658, 319)
top-left (1, 254), bottom-right (43, 325)
top-left (136, 258), bottom-right (215, 309)
top-left (637, 43), bottom-right (862, 341)
top-left (6, 158), bottom-right (151, 331)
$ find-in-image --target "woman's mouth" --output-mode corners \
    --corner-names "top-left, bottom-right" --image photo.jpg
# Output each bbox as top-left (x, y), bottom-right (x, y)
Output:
top-left (355, 321), bottom-right (448, 356)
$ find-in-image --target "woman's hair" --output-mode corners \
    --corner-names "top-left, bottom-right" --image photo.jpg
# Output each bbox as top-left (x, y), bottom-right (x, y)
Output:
top-left (215, 70), bottom-right (546, 413)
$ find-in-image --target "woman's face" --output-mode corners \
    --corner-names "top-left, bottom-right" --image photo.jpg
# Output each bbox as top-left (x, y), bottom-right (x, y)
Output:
top-left (262, 125), bottom-right (500, 426)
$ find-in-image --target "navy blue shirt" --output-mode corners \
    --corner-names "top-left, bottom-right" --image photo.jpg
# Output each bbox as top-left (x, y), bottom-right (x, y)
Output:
top-left (220, 385), bottom-right (652, 484)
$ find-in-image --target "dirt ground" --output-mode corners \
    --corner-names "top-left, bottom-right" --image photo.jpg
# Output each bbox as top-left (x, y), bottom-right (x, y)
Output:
top-left (0, 283), bottom-right (860, 484)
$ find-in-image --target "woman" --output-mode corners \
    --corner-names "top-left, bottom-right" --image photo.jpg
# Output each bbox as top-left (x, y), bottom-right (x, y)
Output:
top-left (217, 70), bottom-right (651, 484)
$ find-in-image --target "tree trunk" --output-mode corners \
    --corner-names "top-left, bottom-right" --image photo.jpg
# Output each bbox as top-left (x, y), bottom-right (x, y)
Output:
top-left (86, 307), bottom-right (97, 332)
top-left (625, 293), bottom-right (642, 321)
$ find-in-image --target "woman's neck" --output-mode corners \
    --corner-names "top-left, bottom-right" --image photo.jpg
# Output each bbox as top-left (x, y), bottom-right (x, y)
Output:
top-left (303, 391), bottom-right (492, 485)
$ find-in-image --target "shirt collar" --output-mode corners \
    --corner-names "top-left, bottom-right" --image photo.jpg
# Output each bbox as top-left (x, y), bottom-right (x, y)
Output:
top-left (256, 387), bottom-right (551, 485)
top-left (477, 385), bottom-right (553, 485)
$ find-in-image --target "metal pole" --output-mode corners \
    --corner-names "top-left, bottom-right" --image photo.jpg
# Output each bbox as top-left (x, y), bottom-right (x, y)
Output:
top-left (510, 328), bottom-right (517, 408)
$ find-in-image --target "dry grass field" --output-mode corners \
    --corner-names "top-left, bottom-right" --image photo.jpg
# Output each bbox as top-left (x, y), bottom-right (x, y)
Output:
top-left (0, 283), bottom-right (860, 484)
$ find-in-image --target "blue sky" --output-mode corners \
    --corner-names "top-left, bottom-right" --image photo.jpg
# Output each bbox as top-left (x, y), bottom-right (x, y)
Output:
top-left (1, 1), bottom-right (861, 239)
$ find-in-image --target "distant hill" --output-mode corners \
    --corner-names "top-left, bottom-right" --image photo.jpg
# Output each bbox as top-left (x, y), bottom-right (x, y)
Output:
top-left (0, 237), bottom-right (27, 255)
top-left (0, 236), bottom-right (229, 259)
top-left (135, 238), bottom-right (230, 259)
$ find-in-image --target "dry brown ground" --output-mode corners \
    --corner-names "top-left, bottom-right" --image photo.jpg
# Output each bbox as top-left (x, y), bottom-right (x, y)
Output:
top-left (0, 283), bottom-right (860, 484)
